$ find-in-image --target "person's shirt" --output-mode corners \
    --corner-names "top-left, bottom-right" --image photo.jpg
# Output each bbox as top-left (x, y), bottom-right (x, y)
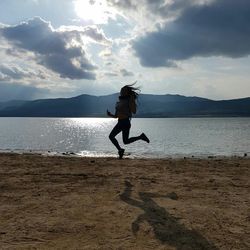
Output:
top-left (115, 96), bottom-right (133, 119)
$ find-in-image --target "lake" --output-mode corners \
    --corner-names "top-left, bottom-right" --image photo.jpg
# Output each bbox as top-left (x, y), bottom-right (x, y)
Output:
top-left (0, 117), bottom-right (249, 158)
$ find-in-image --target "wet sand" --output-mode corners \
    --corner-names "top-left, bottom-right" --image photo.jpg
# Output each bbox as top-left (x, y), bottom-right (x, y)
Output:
top-left (0, 153), bottom-right (249, 249)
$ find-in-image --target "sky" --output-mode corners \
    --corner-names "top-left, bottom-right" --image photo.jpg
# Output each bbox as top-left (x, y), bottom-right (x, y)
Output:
top-left (0, 0), bottom-right (250, 101)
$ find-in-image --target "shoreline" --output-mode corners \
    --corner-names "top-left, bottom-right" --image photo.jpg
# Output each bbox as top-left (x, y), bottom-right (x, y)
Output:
top-left (0, 150), bottom-right (249, 160)
top-left (0, 153), bottom-right (249, 249)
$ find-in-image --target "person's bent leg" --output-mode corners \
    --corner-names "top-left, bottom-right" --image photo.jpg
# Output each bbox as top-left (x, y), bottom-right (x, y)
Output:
top-left (109, 123), bottom-right (124, 151)
top-left (122, 121), bottom-right (150, 144)
top-left (109, 124), bottom-right (122, 150)
top-left (109, 123), bottom-right (125, 159)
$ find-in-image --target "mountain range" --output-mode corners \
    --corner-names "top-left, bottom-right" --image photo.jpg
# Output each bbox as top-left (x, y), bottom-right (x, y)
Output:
top-left (0, 93), bottom-right (250, 117)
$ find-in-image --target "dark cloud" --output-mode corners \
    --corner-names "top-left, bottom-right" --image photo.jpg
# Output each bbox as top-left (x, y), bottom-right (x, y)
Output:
top-left (39, 54), bottom-right (96, 80)
top-left (132, 0), bottom-right (250, 67)
top-left (0, 82), bottom-right (50, 102)
top-left (5, 47), bottom-right (27, 58)
top-left (0, 17), bottom-right (97, 79)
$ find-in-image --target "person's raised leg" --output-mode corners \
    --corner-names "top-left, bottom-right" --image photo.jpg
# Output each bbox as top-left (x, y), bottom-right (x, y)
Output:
top-left (122, 126), bottom-right (142, 145)
top-left (122, 126), bottom-right (150, 144)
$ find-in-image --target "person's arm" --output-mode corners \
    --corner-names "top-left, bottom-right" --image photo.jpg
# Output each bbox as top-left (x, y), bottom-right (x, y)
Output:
top-left (107, 109), bottom-right (117, 118)
top-left (129, 96), bottom-right (137, 114)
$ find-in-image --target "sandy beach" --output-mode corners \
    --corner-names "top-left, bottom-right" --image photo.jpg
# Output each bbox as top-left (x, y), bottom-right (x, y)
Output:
top-left (0, 153), bottom-right (249, 249)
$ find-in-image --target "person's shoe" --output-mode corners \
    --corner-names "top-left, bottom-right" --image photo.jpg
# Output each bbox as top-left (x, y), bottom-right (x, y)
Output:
top-left (141, 133), bottom-right (150, 143)
top-left (118, 148), bottom-right (125, 159)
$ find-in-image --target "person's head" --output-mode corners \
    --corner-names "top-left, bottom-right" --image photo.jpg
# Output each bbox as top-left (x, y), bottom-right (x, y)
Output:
top-left (120, 82), bottom-right (140, 99)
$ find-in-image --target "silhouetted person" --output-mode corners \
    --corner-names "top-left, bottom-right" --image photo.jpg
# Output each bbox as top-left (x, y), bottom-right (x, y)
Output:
top-left (120, 181), bottom-right (218, 250)
top-left (107, 83), bottom-right (150, 159)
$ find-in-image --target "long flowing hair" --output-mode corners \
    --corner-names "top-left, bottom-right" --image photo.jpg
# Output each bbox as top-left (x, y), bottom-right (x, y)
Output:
top-left (120, 81), bottom-right (140, 99)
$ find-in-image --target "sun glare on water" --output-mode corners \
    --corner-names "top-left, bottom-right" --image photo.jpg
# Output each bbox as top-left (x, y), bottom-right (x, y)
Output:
top-left (74, 0), bottom-right (114, 23)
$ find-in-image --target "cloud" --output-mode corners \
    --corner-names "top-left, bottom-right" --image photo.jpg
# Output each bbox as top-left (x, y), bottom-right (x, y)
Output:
top-left (99, 48), bottom-right (112, 58)
top-left (58, 25), bottom-right (111, 45)
top-left (104, 72), bottom-right (118, 77)
top-left (0, 64), bottom-right (39, 80)
top-left (120, 68), bottom-right (134, 76)
top-left (132, 0), bottom-right (250, 67)
top-left (108, 0), bottom-right (213, 16)
top-left (5, 47), bottom-right (28, 58)
top-left (143, 0), bottom-right (214, 18)
top-left (0, 17), bottom-right (98, 79)
top-left (102, 67), bottom-right (134, 78)
top-left (82, 26), bottom-right (111, 44)
top-left (0, 72), bottom-right (10, 81)
top-left (107, 0), bottom-right (138, 10)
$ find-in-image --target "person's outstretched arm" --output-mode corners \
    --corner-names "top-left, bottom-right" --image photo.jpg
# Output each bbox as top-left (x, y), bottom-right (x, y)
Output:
top-left (107, 109), bottom-right (117, 118)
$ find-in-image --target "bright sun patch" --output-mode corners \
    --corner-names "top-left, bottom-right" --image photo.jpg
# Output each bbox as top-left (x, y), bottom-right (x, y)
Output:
top-left (74, 0), bottom-right (115, 24)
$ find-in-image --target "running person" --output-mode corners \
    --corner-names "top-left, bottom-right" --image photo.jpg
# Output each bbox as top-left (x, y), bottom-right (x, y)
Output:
top-left (107, 83), bottom-right (150, 159)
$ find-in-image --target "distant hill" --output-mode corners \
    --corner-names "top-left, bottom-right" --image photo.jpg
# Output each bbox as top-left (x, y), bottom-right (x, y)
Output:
top-left (0, 93), bottom-right (249, 117)
top-left (0, 100), bottom-right (27, 111)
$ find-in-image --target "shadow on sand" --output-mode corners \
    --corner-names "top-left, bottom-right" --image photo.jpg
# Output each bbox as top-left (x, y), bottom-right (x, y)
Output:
top-left (120, 181), bottom-right (218, 250)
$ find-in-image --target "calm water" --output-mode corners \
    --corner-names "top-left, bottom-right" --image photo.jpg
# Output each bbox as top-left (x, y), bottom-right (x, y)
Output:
top-left (0, 117), bottom-right (249, 158)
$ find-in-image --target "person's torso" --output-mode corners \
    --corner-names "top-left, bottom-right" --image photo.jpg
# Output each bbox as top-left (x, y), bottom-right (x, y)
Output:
top-left (116, 97), bottom-right (131, 119)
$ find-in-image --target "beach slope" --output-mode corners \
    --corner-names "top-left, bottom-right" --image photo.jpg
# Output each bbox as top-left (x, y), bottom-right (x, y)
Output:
top-left (0, 153), bottom-right (249, 249)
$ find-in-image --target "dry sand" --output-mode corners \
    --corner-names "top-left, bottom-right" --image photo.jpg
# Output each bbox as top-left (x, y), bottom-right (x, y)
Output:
top-left (0, 153), bottom-right (249, 249)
